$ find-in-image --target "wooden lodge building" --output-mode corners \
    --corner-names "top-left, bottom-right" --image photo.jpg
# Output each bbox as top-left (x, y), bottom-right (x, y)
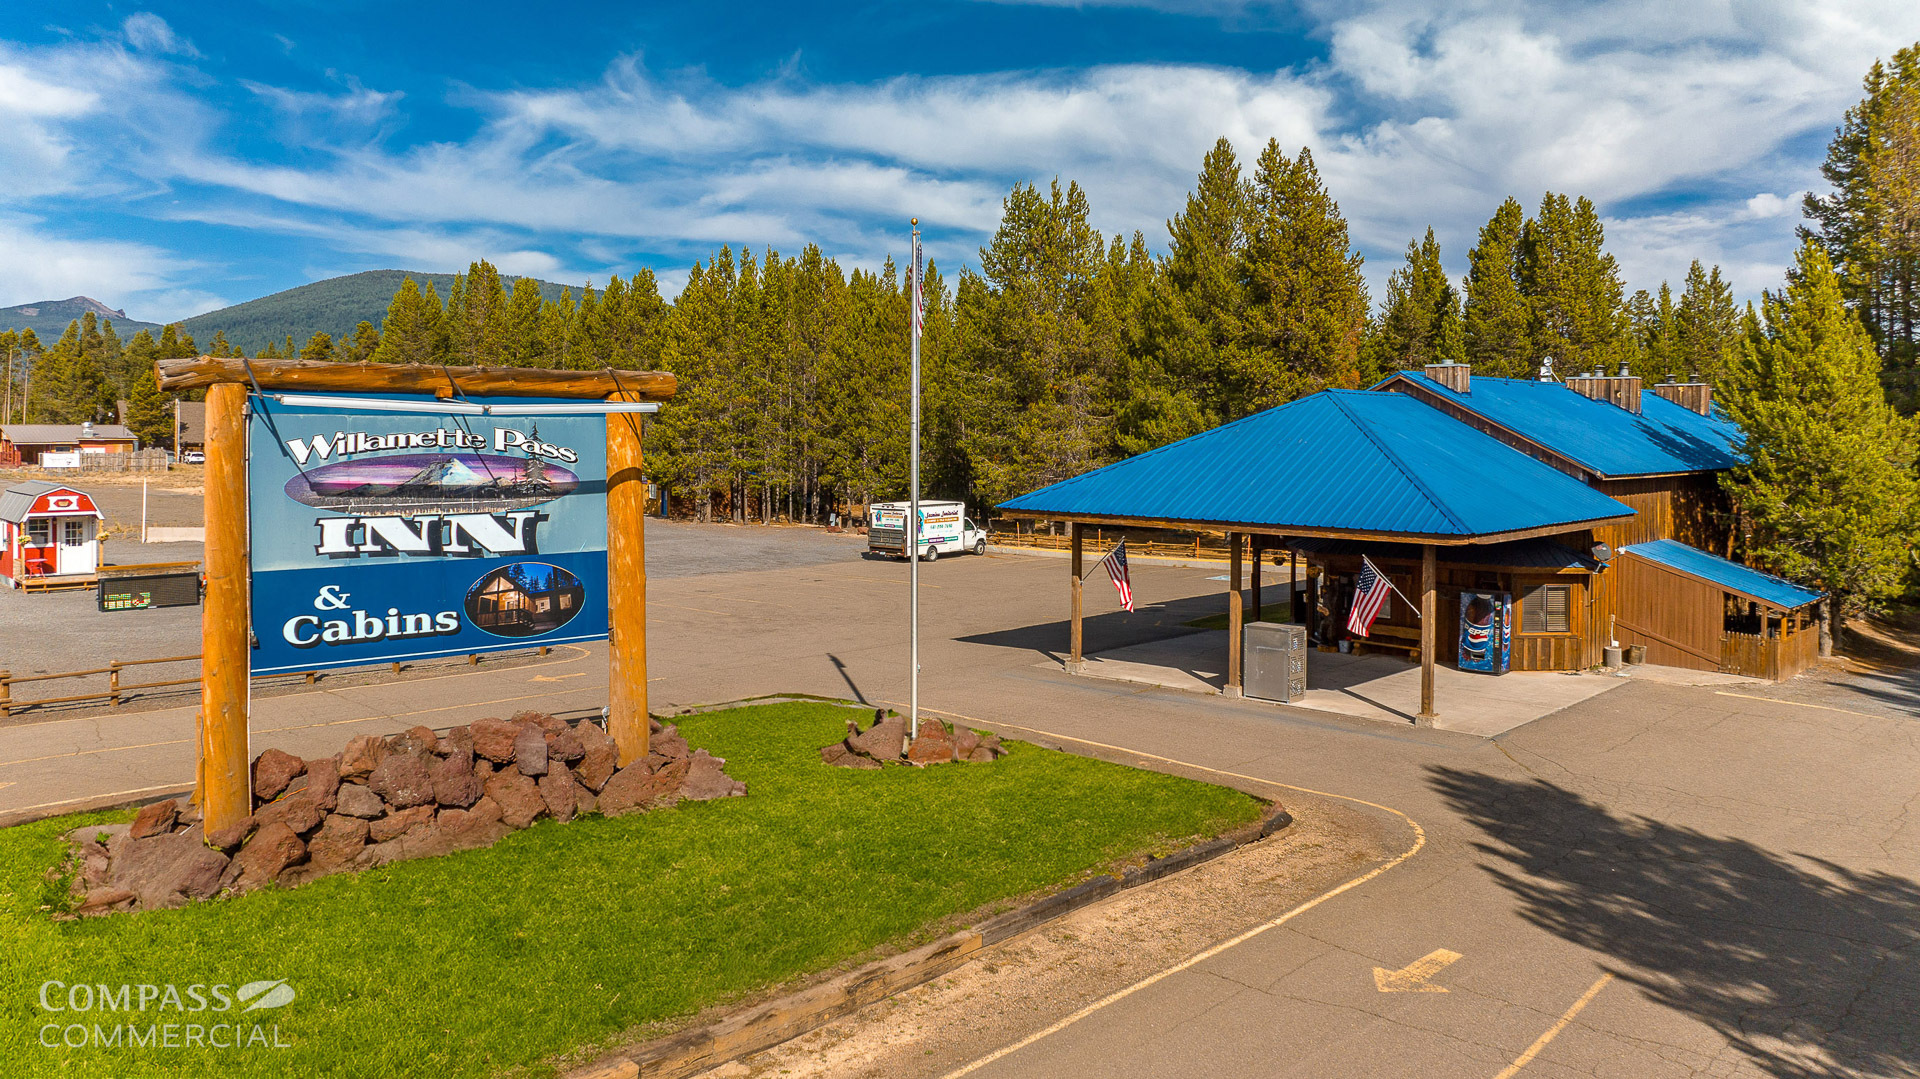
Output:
top-left (999, 362), bottom-right (1823, 714)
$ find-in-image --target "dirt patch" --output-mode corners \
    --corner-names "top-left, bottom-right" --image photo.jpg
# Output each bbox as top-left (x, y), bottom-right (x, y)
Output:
top-left (695, 794), bottom-right (1402, 1079)
top-left (1839, 605), bottom-right (1920, 672)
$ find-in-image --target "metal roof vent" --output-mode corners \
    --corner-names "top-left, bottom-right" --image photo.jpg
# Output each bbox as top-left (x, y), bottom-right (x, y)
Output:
top-left (1538, 356), bottom-right (1557, 382)
top-left (82, 421), bottom-right (94, 438)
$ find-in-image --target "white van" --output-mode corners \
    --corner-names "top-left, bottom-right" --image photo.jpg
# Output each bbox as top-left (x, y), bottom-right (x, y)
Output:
top-left (868, 501), bottom-right (986, 560)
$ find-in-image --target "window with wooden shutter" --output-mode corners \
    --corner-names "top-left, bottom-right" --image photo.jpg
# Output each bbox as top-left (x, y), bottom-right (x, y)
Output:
top-left (1522, 584), bottom-right (1571, 633)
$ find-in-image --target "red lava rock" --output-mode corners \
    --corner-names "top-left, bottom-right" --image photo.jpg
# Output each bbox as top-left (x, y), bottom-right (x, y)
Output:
top-left (431, 755), bottom-right (483, 808)
top-left (848, 715), bottom-right (908, 761)
top-left (906, 725), bottom-right (956, 766)
top-left (251, 749), bottom-right (306, 801)
top-left (110, 825), bottom-right (230, 908)
top-left (952, 726), bottom-right (982, 759)
top-left (253, 791), bottom-right (326, 835)
top-left (205, 815), bottom-right (255, 852)
top-left (221, 821), bottom-right (304, 894)
top-left (303, 756), bottom-right (342, 811)
top-left (599, 759), bottom-right (688, 816)
top-left (469, 718), bottom-right (520, 763)
top-left (129, 799), bottom-right (180, 840)
top-left (544, 727), bottom-right (585, 763)
top-left (404, 725), bottom-right (440, 754)
top-left (338, 734), bottom-right (390, 779)
top-left (368, 804), bottom-right (436, 843)
top-left (680, 750), bottom-right (747, 800)
top-left (305, 814), bottom-right (368, 870)
top-left (436, 725), bottom-right (474, 758)
top-left (484, 771), bottom-right (546, 829)
top-left (513, 727), bottom-right (550, 777)
top-left (368, 753), bottom-right (436, 809)
top-left (539, 762), bottom-right (577, 822)
top-left (650, 724), bottom-right (690, 761)
top-left (575, 740), bottom-right (617, 792)
top-left (333, 783), bottom-right (384, 819)
top-left (511, 710), bottom-right (567, 733)
top-left (76, 887), bottom-right (136, 916)
top-left (573, 781), bottom-right (599, 817)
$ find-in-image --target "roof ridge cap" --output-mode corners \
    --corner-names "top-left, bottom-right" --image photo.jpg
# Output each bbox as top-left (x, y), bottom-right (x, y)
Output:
top-left (1324, 392), bottom-right (1472, 535)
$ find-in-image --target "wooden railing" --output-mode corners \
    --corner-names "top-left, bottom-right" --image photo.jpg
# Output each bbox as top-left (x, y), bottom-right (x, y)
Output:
top-left (0, 647), bottom-right (553, 719)
top-left (1719, 629), bottom-right (1821, 681)
top-left (989, 528), bottom-right (1240, 561)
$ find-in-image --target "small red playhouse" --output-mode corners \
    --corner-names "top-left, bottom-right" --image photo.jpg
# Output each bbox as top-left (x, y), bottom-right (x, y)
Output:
top-left (1, 480), bottom-right (104, 590)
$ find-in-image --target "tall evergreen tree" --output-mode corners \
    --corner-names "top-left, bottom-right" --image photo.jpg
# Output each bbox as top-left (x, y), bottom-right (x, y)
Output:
top-left (343, 321), bottom-right (380, 363)
top-left (1675, 260), bottom-right (1740, 382)
top-left (1152, 137), bottom-right (1251, 428)
top-left (1719, 241), bottom-right (1918, 647)
top-left (122, 337), bottom-right (174, 449)
top-left (1802, 43), bottom-right (1920, 409)
top-left (1520, 192), bottom-right (1632, 376)
top-left (301, 332), bottom-right (336, 362)
top-left (1463, 197), bottom-right (1534, 377)
top-left (1369, 228), bottom-right (1463, 372)
top-left (1627, 284), bottom-right (1682, 383)
top-left (371, 277), bottom-right (445, 364)
top-left (1239, 144), bottom-right (1369, 404)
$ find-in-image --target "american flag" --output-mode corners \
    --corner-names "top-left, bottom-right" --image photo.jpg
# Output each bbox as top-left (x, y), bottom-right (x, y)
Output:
top-left (1347, 555), bottom-right (1393, 637)
top-left (1099, 541), bottom-right (1134, 612)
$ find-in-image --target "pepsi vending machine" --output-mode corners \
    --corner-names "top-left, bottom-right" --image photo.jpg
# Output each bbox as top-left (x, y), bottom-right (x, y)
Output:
top-left (1457, 590), bottom-right (1512, 674)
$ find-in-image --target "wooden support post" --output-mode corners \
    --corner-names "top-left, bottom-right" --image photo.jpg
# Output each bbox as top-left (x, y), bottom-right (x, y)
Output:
top-left (1069, 522), bottom-right (1084, 672)
top-left (1250, 536), bottom-right (1263, 622)
top-left (1418, 543), bottom-right (1437, 723)
top-left (1290, 547), bottom-right (1303, 625)
top-left (110, 662), bottom-right (122, 706)
top-left (198, 382), bottom-right (251, 835)
top-left (606, 401), bottom-right (651, 767)
top-left (0, 672), bottom-right (10, 719)
top-left (1226, 532), bottom-right (1243, 697)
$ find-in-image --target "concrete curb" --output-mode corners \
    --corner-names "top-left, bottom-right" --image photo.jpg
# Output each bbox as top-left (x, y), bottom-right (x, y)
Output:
top-left (0, 786), bottom-right (192, 831)
top-left (568, 802), bottom-right (1292, 1079)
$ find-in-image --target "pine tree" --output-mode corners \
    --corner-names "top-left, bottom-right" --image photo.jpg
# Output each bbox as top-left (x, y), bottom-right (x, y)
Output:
top-left (1802, 44), bottom-right (1920, 408)
top-left (301, 332), bottom-right (335, 362)
top-left (1463, 198), bottom-right (1534, 377)
top-left (123, 348), bottom-right (174, 448)
top-left (371, 277), bottom-right (444, 364)
top-left (1521, 192), bottom-right (1632, 376)
top-left (1369, 228), bottom-right (1464, 373)
top-left (1719, 240), bottom-right (1918, 647)
top-left (209, 331), bottom-right (235, 359)
top-left (343, 321), bottom-right (380, 363)
top-left (1239, 144), bottom-right (1369, 406)
top-left (1153, 137), bottom-right (1251, 426)
top-left (156, 324), bottom-right (197, 360)
top-left (1627, 284), bottom-right (1682, 382)
top-left (1675, 260), bottom-right (1739, 382)
top-left (36, 318), bottom-right (114, 422)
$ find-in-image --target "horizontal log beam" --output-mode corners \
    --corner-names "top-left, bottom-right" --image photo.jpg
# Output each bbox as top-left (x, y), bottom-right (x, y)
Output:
top-left (155, 356), bottom-right (676, 401)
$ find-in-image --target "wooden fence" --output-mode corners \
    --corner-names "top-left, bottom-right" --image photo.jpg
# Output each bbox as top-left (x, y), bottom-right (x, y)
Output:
top-left (0, 647), bottom-right (552, 719)
top-left (988, 525), bottom-right (1240, 561)
top-left (1719, 629), bottom-right (1821, 681)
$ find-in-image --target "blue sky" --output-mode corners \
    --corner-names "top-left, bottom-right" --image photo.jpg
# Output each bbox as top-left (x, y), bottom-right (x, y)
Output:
top-left (3, 1), bottom-right (1917, 323)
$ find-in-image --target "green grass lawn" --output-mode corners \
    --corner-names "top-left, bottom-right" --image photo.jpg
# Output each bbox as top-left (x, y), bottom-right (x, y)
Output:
top-left (0, 701), bottom-right (1260, 1078)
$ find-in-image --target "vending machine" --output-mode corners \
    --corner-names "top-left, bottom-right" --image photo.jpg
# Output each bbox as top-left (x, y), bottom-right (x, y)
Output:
top-left (1457, 590), bottom-right (1512, 674)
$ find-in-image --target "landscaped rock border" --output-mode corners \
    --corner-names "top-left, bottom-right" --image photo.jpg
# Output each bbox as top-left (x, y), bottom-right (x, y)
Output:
top-left (820, 710), bottom-right (1007, 768)
top-left (56, 712), bottom-right (744, 916)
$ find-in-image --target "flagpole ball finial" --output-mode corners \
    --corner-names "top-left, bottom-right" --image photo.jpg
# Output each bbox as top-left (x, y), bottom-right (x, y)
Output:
top-left (911, 218), bottom-right (918, 226)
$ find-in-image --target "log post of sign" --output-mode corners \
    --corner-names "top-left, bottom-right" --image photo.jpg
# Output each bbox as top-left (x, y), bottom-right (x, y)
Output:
top-left (154, 357), bottom-right (679, 819)
top-left (1068, 521), bottom-right (1085, 672)
top-left (1418, 543), bottom-right (1438, 722)
top-left (199, 383), bottom-right (252, 834)
top-left (606, 393), bottom-right (650, 766)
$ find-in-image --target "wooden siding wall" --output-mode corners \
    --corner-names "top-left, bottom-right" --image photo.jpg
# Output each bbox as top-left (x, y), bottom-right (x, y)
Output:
top-left (1310, 553), bottom-right (1589, 671)
top-left (1592, 475), bottom-right (1732, 552)
top-left (1613, 554), bottom-right (1725, 671)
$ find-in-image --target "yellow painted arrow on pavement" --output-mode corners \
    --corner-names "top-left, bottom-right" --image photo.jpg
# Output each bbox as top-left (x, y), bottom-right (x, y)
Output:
top-left (1373, 949), bottom-right (1462, 992)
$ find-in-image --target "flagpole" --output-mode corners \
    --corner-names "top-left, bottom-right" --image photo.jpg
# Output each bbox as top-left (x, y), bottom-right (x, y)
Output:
top-left (908, 219), bottom-right (922, 740)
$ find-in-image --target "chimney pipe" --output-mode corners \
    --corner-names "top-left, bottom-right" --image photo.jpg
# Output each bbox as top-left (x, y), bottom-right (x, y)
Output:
top-left (1651, 375), bottom-right (1714, 415)
top-left (1565, 365), bottom-right (1643, 414)
top-left (1423, 362), bottom-right (1470, 393)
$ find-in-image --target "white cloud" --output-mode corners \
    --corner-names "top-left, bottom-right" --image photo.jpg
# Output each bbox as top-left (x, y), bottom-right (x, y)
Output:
top-left (1744, 192), bottom-right (1798, 219)
top-left (122, 13), bottom-right (198, 58)
top-left (0, 216), bottom-right (196, 313)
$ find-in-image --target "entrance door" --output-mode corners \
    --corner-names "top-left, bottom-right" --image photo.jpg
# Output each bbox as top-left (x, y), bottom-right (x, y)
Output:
top-left (57, 517), bottom-right (96, 575)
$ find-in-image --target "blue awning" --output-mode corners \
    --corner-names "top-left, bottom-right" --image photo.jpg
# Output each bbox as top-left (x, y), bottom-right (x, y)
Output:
top-left (1621, 539), bottom-right (1824, 609)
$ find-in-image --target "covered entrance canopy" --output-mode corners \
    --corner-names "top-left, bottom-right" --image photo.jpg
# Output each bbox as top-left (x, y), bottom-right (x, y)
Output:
top-left (997, 390), bottom-right (1636, 719)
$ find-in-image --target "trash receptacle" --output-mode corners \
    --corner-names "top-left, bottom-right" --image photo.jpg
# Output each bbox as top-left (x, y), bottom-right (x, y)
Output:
top-left (1245, 622), bottom-right (1308, 703)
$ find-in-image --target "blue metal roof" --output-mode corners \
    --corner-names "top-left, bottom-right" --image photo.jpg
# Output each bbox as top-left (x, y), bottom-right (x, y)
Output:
top-left (1622, 539), bottom-right (1825, 609)
top-left (998, 390), bottom-right (1632, 540)
top-left (1377, 372), bottom-right (1745, 477)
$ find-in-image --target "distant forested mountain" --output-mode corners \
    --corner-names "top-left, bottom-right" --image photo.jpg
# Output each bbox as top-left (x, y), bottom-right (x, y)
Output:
top-left (176, 270), bottom-right (572, 354)
top-left (0, 296), bottom-right (161, 340)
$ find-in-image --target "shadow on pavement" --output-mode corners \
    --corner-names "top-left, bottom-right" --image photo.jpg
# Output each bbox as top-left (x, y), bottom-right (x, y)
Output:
top-left (1430, 766), bottom-right (1920, 1078)
top-left (957, 594), bottom-right (1226, 660)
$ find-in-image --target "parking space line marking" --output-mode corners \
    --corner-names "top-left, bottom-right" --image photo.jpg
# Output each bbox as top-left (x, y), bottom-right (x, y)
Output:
top-left (1491, 973), bottom-right (1613, 1079)
top-left (912, 706), bottom-right (1427, 1079)
top-left (1712, 691), bottom-right (1887, 720)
